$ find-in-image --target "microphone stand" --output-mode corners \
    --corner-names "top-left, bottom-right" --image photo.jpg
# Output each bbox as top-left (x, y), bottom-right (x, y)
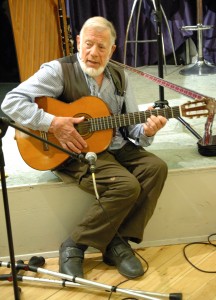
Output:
top-left (0, 117), bottom-right (88, 300)
top-left (0, 119), bottom-right (20, 299)
top-left (152, 0), bottom-right (169, 109)
top-left (152, 0), bottom-right (202, 135)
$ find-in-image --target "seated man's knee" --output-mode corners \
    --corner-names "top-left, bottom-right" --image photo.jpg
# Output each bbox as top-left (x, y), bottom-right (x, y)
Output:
top-left (157, 158), bottom-right (168, 176)
top-left (122, 176), bottom-right (141, 200)
top-left (146, 156), bottom-right (168, 182)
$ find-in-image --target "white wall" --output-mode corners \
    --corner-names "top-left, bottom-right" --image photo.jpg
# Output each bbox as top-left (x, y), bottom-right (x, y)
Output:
top-left (1, 166), bottom-right (216, 260)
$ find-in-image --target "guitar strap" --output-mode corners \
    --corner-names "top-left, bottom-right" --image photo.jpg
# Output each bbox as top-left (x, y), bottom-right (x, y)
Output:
top-left (107, 61), bottom-right (130, 139)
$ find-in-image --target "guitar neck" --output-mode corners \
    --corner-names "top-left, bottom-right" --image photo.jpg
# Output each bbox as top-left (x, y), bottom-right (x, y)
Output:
top-left (89, 106), bottom-right (180, 131)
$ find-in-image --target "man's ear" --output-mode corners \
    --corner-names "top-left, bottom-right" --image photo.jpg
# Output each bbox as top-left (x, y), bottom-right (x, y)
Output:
top-left (109, 44), bottom-right (116, 58)
top-left (76, 35), bottom-right (80, 51)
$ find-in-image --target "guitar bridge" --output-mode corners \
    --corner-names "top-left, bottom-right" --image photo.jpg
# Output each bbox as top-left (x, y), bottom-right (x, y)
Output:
top-left (40, 131), bottom-right (49, 151)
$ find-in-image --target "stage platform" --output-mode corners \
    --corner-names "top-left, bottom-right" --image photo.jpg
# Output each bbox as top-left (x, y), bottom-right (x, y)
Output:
top-left (0, 64), bottom-right (216, 260)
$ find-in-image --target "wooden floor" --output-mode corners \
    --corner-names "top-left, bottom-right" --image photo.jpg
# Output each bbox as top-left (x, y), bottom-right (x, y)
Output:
top-left (1, 242), bottom-right (216, 300)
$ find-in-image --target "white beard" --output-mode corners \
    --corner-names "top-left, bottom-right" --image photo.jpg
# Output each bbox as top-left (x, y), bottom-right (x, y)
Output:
top-left (79, 59), bottom-right (105, 77)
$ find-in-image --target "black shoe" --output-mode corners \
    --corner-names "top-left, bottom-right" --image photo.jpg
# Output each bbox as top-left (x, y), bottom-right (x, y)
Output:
top-left (103, 241), bottom-right (144, 279)
top-left (59, 244), bottom-right (84, 278)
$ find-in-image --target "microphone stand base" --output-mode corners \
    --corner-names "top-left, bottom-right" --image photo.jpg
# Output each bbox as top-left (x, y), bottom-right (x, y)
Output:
top-left (179, 60), bottom-right (216, 76)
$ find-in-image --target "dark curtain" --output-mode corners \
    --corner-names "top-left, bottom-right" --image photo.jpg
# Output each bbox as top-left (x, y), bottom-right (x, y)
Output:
top-left (67, 0), bottom-right (133, 63)
top-left (0, 0), bottom-right (19, 82)
top-left (203, 0), bottom-right (216, 63)
top-left (66, 0), bottom-right (216, 66)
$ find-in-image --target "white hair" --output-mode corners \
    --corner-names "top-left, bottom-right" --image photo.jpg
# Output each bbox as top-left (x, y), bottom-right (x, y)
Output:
top-left (80, 16), bottom-right (116, 45)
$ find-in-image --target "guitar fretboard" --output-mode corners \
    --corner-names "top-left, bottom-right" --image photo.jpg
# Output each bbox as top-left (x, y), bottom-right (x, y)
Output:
top-left (87, 106), bottom-right (180, 132)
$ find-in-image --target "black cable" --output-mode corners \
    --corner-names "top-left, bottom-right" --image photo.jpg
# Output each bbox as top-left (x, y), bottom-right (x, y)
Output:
top-left (107, 279), bottom-right (138, 300)
top-left (183, 233), bottom-right (216, 273)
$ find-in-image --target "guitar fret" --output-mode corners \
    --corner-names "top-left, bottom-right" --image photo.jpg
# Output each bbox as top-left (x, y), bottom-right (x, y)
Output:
top-left (133, 113), bottom-right (136, 125)
top-left (95, 118), bottom-right (99, 131)
top-left (125, 115), bottom-right (128, 126)
top-left (102, 118), bottom-right (105, 129)
top-left (99, 117), bottom-right (102, 130)
top-left (105, 117), bottom-right (109, 129)
top-left (136, 112), bottom-right (141, 123)
top-left (123, 114), bottom-right (126, 126)
top-left (118, 115), bottom-right (121, 126)
top-left (113, 116), bottom-right (118, 128)
top-left (110, 116), bottom-right (113, 128)
top-left (102, 117), bottom-right (106, 130)
top-left (127, 114), bottom-right (131, 125)
top-left (106, 116), bottom-right (110, 129)
top-left (138, 112), bottom-right (141, 123)
top-left (108, 117), bottom-right (112, 128)
top-left (170, 107), bottom-right (174, 119)
top-left (90, 118), bottom-right (96, 132)
top-left (145, 111), bottom-right (150, 120)
top-left (94, 118), bottom-right (98, 130)
top-left (98, 118), bottom-right (102, 131)
top-left (163, 108), bottom-right (167, 119)
top-left (103, 117), bottom-right (106, 130)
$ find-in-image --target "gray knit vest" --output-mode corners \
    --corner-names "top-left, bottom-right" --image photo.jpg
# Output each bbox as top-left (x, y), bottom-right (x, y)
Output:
top-left (57, 54), bottom-right (125, 103)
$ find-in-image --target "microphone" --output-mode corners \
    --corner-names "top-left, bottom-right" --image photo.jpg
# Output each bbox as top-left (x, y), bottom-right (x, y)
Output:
top-left (85, 152), bottom-right (97, 173)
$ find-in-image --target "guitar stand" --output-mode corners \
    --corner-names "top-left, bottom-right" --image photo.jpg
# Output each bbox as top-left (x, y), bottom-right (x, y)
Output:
top-left (153, 99), bottom-right (202, 140)
top-left (0, 117), bottom-right (183, 299)
top-left (0, 258), bottom-right (183, 300)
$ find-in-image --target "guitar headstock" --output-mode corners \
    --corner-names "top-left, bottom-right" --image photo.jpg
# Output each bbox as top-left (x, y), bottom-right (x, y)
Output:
top-left (181, 98), bottom-right (216, 118)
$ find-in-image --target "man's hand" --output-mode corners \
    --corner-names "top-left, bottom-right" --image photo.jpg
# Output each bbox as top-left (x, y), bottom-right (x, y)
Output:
top-left (49, 116), bottom-right (87, 153)
top-left (143, 109), bottom-right (167, 137)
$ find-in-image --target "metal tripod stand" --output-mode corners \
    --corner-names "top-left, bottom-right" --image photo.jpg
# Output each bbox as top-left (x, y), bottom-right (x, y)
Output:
top-left (180, 0), bottom-right (216, 76)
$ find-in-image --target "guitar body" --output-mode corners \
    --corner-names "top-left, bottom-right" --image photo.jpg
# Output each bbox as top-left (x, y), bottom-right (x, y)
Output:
top-left (14, 95), bottom-right (213, 171)
top-left (15, 96), bottom-right (113, 171)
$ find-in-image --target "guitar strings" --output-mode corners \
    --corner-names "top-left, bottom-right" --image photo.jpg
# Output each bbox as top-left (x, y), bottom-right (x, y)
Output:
top-left (76, 105), bottom-right (208, 133)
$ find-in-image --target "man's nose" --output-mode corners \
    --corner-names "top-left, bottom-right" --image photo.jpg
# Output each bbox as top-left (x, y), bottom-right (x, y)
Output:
top-left (90, 45), bottom-right (98, 56)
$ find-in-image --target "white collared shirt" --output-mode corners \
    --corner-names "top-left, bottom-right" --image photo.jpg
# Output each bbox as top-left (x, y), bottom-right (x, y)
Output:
top-left (1, 55), bottom-right (153, 149)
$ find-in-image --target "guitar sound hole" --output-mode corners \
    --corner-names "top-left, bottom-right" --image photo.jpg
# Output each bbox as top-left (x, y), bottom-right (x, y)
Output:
top-left (74, 113), bottom-right (93, 139)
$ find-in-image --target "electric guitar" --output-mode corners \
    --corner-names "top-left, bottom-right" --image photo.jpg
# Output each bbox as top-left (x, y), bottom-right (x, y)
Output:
top-left (15, 95), bottom-right (214, 171)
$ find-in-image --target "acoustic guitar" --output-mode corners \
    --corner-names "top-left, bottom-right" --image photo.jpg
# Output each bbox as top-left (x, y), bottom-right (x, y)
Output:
top-left (15, 95), bottom-right (213, 171)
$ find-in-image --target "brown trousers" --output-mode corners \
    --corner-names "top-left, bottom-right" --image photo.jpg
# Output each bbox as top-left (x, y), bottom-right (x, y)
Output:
top-left (59, 141), bottom-right (168, 253)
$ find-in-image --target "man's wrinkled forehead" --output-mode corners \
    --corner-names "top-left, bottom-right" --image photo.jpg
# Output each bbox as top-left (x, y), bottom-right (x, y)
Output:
top-left (81, 27), bottom-right (112, 45)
